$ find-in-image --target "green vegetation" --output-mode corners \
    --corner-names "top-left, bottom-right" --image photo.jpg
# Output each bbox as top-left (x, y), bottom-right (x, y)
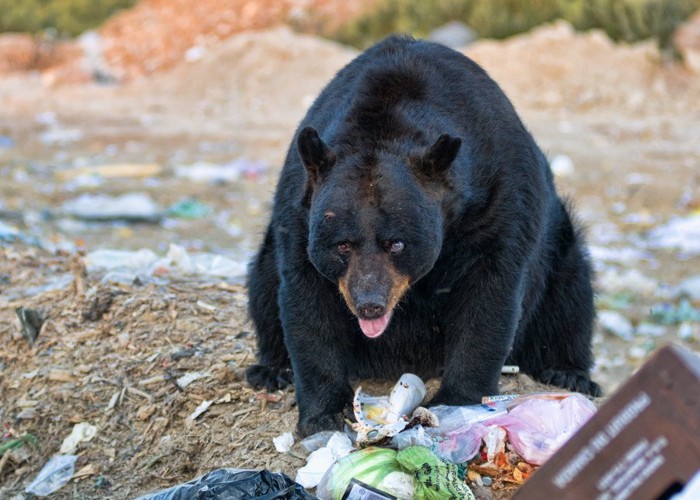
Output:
top-left (331, 0), bottom-right (700, 52)
top-left (0, 0), bottom-right (137, 37)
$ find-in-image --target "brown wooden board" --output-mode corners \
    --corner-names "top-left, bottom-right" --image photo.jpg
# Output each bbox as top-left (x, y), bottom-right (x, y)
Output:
top-left (515, 344), bottom-right (700, 500)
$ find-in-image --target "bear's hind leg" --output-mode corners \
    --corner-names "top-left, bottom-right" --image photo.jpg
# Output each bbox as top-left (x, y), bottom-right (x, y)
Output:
top-left (516, 216), bottom-right (602, 397)
top-left (245, 228), bottom-right (293, 391)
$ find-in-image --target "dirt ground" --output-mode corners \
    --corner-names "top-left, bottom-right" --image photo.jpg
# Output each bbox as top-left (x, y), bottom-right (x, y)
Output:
top-left (1, 20), bottom-right (700, 499)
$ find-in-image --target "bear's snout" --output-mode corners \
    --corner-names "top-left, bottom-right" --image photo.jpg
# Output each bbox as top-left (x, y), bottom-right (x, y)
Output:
top-left (356, 296), bottom-right (387, 320)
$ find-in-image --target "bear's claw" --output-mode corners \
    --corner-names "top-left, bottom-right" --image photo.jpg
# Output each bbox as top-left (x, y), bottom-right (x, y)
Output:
top-left (537, 369), bottom-right (603, 397)
top-left (245, 364), bottom-right (293, 392)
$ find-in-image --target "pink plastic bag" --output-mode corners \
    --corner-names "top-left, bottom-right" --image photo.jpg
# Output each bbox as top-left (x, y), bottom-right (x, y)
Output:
top-left (489, 393), bottom-right (596, 465)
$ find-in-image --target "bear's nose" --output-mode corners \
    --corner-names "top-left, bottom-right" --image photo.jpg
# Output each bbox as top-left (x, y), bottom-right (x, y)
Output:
top-left (357, 302), bottom-right (386, 319)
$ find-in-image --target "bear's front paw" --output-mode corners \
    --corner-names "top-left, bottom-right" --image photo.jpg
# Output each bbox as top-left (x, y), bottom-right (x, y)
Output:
top-left (537, 369), bottom-right (603, 397)
top-left (297, 412), bottom-right (345, 437)
top-left (245, 364), bottom-right (293, 391)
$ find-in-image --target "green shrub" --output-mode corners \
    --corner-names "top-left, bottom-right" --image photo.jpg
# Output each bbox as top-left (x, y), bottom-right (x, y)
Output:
top-left (576, 0), bottom-right (699, 51)
top-left (0, 0), bottom-right (137, 37)
top-left (331, 0), bottom-right (700, 51)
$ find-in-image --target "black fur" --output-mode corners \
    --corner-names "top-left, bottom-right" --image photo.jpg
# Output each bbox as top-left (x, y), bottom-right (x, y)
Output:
top-left (246, 35), bottom-right (601, 436)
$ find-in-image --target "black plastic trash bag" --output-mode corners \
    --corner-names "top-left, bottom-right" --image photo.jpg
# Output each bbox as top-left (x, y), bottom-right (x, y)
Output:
top-left (136, 468), bottom-right (317, 500)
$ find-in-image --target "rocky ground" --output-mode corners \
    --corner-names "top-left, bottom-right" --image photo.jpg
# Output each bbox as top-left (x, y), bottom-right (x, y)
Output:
top-left (1, 19), bottom-right (700, 500)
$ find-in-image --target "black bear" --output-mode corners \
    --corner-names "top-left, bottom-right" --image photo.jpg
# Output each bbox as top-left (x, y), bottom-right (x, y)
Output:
top-left (246, 35), bottom-right (601, 436)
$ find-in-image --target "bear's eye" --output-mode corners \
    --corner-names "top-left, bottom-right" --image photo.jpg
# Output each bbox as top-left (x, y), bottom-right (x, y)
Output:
top-left (388, 240), bottom-right (405, 254)
top-left (337, 242), bottom-right (351, 254)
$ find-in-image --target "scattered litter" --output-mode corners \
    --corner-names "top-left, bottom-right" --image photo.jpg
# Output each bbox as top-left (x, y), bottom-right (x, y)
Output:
top-left (650, 300), bottom-right (700, 325)
top-left (187, 400), bottom-right (213, 422)
top-left (176, 371), bottom-right (209, 389)
top-left (501, 365), bottom-right (520, 374)
top-left (136, 468), bottom-right (315, 500)
top-left (484, 426), bottom-right (507, 462)
top-left (196, 300), bottom-right (217, 312)
top-left (0, 220), bottom-right (21, 242)
top-left (273, 432), bottom-right (295, 453)
top-left (300, 431), bottom-right (337, 453)
top-left (296, 432), bottom-right (353, 489)
top-left (85, 248), bottom-right (158, 277)
top-left (647, 213), bottom-right (700, 256)
top-left (635, 322), bottom-right (667, 337)
top-left (588, 245), bottom-right (653, 265)
top-left (0, 433), bottom-right (37, 458)
top-left (352, 373), bottom-right (427, 445)
top-left (59, 422), bottom-right (98, 454)
top-left (3, 274), bottom-right (74, 301)
top-left (15, 307), bottom-right (44, 344)
top-left (167, 198), bottom-right (211, 219)
top-left (55, 163), bottom-right (162, 182)
top-left (598, 310), bottom-right (634, 340)
top-left (25, 454), bottom-right (78, 496)
top-left (159, 243), bottom-right (247, 278)
top-left (174, 158), bottom-right (267, 183)
top-left (597, 267), bottom-right (659, 297)
top-left (39, 127), bottom-right (84, 145)
top-left (85, 243), bottom-right (247, 280)
top-left (62, 192), bottom-right (162, 222)
top-left (675, 275), bottom-right (700, 301)
top-left (678, 322), bottom-right (695, 340)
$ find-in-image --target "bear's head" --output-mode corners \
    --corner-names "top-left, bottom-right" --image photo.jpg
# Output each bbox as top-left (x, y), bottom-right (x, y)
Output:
top-left (298, 126), bottom-right (461, 338)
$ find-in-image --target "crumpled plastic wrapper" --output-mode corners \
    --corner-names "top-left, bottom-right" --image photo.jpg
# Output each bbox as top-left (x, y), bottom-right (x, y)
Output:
top-left (352, 373), bottom-right (428, 445)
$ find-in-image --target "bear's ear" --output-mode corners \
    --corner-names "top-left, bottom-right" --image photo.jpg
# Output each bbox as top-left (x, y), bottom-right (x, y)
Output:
top-left (421, 134), bottom-right (462, 179)
top-left (297, 126), bottom-right (336, 187)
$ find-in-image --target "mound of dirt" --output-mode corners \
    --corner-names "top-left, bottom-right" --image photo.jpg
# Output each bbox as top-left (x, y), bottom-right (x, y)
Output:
top-left (465, 20), bottom-right (700, 116)
top-left (129, 27), bottom-right (357, 133)
top-left (100, 0), bottom-right (374, 80)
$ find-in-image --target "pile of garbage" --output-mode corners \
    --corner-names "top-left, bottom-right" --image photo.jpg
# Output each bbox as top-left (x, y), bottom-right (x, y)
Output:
top-left (137, 374), bottom-right (596, 499)
top-left (290, 375), bottom-right (595, 498)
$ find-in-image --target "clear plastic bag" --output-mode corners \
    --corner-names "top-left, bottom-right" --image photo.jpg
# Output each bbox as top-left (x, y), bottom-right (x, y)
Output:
top-left (25, 455), bottom-right (78, 497)
top-left (391, 403), bottom-right (506, 464)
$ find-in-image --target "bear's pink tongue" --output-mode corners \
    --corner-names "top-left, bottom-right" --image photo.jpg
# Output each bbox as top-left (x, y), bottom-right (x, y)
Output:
top-left (358, 312), bottom-right (392, 338)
